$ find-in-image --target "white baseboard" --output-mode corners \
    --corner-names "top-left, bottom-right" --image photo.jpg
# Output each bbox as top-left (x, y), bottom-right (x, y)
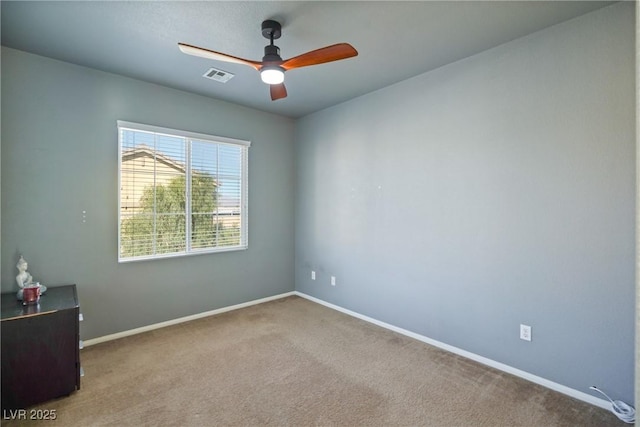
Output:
top-left (294, 291), bottom-right (612, 411)
top-left (83, 291), bottom-right (296, 347)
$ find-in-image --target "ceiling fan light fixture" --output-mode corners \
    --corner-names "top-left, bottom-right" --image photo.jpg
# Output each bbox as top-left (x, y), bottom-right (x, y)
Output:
top-left (260, 66), bottom-right (285, 85)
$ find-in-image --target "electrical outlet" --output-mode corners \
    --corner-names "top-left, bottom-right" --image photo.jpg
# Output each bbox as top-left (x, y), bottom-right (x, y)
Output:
top-left (311, 271), bottom-right (316, 281)
top-left (331, 276), bottom-right (336, 286)
top-left (520, 324), bottom-right (532, 341)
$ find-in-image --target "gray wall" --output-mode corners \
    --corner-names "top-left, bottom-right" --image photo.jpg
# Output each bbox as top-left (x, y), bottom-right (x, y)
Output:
top-left (295, 2), bottom-right (635, 402)
top-left (1, 47), bottom-right (296, 339)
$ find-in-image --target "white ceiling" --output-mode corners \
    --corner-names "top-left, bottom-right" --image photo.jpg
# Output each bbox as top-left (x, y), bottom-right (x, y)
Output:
top-left (1, 1), bottom-right (616, 118)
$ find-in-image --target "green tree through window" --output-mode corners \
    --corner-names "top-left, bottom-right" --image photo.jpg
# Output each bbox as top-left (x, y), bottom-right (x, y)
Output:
top-left (120, 173), bottom-right (241, 258)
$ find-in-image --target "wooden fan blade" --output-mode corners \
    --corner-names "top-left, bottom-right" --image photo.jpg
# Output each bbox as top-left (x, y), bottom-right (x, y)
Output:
top-left (281, 43), bottom-right (357, 71)
top-left (178, 43), bottom-right (262, 71)
top-left (270, 83), bottom-right (288, 101)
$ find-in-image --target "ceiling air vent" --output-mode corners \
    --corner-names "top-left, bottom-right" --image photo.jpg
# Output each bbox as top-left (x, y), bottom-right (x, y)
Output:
top-left (203, 67), bottom-right (234, 83)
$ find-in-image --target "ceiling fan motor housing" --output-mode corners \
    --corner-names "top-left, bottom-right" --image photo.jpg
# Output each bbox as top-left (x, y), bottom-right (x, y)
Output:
top-left (263, 45), bottom-right (282, 63)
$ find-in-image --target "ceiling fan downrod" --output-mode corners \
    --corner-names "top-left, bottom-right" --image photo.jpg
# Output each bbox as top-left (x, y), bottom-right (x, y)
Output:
top-left (261, 20), bottom-right (283, 63)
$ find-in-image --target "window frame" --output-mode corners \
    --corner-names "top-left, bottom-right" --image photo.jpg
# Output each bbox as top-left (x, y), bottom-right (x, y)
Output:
top-left (117, 120), bottom-right (250, 263)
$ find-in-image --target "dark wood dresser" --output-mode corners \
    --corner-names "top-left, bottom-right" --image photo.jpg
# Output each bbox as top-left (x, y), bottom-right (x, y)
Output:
top-left (1, 284), bottom-right (81, 410)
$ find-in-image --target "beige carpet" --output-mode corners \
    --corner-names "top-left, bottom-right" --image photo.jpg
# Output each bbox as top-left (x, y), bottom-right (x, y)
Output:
top-left (3, 296), bottom-right (626, 426)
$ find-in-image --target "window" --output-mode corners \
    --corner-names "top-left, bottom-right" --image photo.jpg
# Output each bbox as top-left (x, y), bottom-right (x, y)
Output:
top-left (118, 121), bottom-right (249, 262)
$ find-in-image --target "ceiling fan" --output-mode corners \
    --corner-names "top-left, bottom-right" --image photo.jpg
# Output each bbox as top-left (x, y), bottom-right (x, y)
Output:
top-left (178, 20), bottom-right (358, 101)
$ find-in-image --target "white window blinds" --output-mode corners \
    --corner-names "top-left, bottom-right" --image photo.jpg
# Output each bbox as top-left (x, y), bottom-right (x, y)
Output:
top-left (118, 121), bottom-right (249, 262)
